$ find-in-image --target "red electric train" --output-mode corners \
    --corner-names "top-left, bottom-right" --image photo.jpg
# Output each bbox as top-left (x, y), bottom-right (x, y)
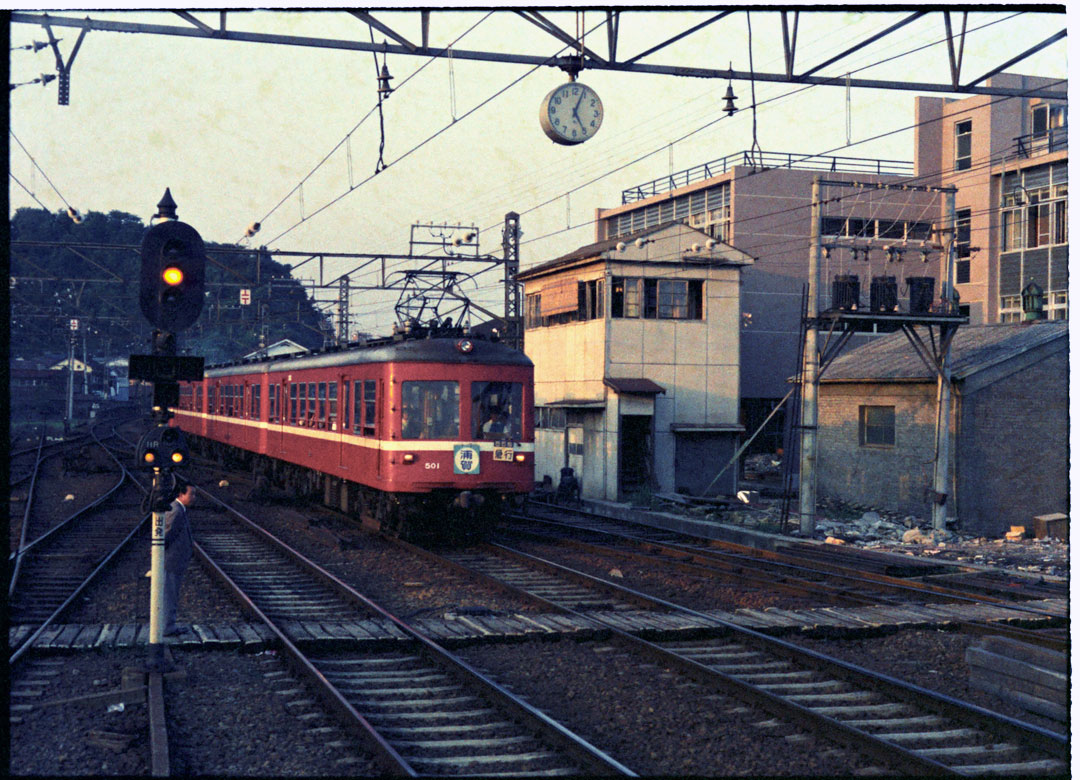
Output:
top-left (172, 332), bottom-right (534, 539)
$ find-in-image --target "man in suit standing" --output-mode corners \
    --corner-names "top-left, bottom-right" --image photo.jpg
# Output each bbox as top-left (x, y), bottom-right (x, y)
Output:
top-left (163, 478), bottom-right (196, 636)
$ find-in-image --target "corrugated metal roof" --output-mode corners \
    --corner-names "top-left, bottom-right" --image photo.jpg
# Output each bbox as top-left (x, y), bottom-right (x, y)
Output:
top-left (820, 322), bottom-right (1067, 383)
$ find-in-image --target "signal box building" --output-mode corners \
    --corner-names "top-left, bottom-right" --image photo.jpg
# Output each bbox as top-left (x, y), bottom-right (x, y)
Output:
top-left (913, 73), bottom-right (1068, 324)
top-left (815, 321), bottom-right (1067, 536)
top-left (594, 151), bottom-right (942, 453)
top-left (518, 222), bottom-right (753, 500)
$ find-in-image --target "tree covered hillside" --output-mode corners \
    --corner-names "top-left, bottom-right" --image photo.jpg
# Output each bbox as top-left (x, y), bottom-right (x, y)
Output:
top-left (10, 207), bottom-right (331, 364)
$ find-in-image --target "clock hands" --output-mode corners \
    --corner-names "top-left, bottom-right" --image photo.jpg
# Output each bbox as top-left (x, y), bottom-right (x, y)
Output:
top-left (572, 89), bottom-right (587, 132)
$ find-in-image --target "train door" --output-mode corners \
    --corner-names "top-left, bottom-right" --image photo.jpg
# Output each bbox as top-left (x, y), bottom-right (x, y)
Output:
top-left (337, 376), bottom-right (348, 470)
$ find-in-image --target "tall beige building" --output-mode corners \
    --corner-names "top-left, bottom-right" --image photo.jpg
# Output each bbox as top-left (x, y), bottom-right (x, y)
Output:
top-left (914, 73), bottom-right (1067, 323)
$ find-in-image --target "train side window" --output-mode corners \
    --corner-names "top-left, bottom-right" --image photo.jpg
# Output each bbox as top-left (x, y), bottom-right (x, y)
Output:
top-left (195, 384), bottom-right (202, 413)
top-left (268, 384), bottom-right (277, 421)
top-left (208, 386), bottom-right (215, 415)
top-left (364, 379), bottom-right (377, 436)
top-left (401, 381), bottom-right (459, 440)
top-left (289, 383), bottom-right (298, 424)
top-left (318, 382), bottom-right (327, 428)
top-left (252, 384), bottom-right (261, 419)
top-left (307, 382), bottom-right (317, 425)
top-left (358, 380), bottom-right (371, 434)
top-left (299, 383), bottom-right (307, 424)
top-left (328, 382), bottom-right (338, 430)
top-left (472, 381), bottom-right (523, 440)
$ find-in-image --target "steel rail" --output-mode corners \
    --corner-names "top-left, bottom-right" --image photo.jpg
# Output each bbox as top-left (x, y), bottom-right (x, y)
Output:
top-left (9, 426), bottom-right (48, 591)
top-left (424, 539), bottom-right (1066, 775)
top-left (514, 514), bottom-right (1068, 653)
top-left (523, 504), bottom-right (1065, 616)
top-left (509, 510), bottom-right (1068, 650)
top-left (9, 423), bottom-right (128, 595)
top-left (190, 485), bottom-right (635, 776)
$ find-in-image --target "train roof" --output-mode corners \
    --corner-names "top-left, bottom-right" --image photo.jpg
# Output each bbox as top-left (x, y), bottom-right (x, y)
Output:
top-left (202, 335), bottom-right (532, 379)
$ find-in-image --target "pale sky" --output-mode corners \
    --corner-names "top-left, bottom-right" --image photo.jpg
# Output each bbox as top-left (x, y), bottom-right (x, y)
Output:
top-left (8, 7), bottom-right (1069, 336)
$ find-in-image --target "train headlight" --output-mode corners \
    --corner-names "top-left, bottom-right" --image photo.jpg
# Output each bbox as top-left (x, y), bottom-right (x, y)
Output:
top-left (514, 453), bottom-right (527, 463)
top-left (402, 453), bottom-right (416, 464)
top-left (455, 338), bottom-right (474, 354)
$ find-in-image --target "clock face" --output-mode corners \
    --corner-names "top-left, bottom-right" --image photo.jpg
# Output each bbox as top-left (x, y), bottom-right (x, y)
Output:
top-left (540, 82), bottom-right (603, 145)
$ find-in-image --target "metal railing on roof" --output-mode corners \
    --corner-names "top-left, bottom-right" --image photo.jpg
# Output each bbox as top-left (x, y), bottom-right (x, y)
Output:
top-left (1014, 125), bottom-right (1068, 159)
top-left (620, 150), bottom-right (914, 204)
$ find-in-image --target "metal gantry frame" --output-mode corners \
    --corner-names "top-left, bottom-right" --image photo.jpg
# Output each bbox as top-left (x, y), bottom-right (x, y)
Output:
top-left (11, 10), bottom-right (1067, 104)
top-left (796, 176), bottom-right (967, 536)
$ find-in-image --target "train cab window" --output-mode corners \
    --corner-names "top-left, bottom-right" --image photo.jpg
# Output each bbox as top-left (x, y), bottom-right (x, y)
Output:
top-left (328, 382), bottom-right (338, 430)
top-left (268, 384), bottom-right (277, 421)
top-left (401, 381), bottom-right (459, 440)
top-left (472, 381), bottom-right (523, 440)
top-left (252, 384), bottom-right (261, 419)
top-left (289, 383), bottom-right (298, 424)
top-left (364, 379), bottom-right (377, 436)
top-left (318, 382), bottom-right (327, 428)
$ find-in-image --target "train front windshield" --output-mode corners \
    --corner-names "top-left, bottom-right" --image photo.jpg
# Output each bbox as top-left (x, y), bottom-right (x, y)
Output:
top-left (472, 381), bottom-right (523, 441)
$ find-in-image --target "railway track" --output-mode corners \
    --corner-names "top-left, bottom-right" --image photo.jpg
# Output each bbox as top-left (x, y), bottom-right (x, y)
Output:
top-left (191, 487), bottom-right (634, 776)
top-left (513, 504), bottom-right (1067, 651)
top-left (418, 540), bottom-right (1068, 776)
top-left (9, 424), bottom-right (146, 663)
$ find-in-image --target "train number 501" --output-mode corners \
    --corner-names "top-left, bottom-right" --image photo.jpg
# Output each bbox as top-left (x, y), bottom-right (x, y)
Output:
top-left (424, 462), bottom-right (440, 470)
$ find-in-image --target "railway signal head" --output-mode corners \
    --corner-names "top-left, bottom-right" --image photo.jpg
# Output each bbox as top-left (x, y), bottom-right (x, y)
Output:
top-left (136, 425), bottom-right (189, 470)
top-left (139, 219), bottom-right (206, 331)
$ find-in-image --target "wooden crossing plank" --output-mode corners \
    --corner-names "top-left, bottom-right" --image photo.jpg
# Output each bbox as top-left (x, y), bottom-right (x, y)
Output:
top-left (95, 624), bottom-right (120, 648)
top-left (731, 610), bottom-right (784, 628)
top-left (299, 622), bottom-right (333, 641)
top-left (318, 622), bottom-right (354, 640)
top-left (212, 624), bottom-right (242, 644)
top-left (72, 625), bottom-right (104, 649)
top-left (511, 613), bottom-right (557, 633)
top-left (9, 625), bottom-right (32, 647)
top-left (115, 624), bottom-right (140, 648)
top-left (233, 623), bottom-right (265, 646)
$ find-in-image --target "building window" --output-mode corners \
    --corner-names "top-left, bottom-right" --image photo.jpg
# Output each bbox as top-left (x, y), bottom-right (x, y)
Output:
top-left (577, 279), bottom-right (604, 320)
top-left (536, 406), bottom-right (567, 430)
top-left (611, 277), bottom-right (641, 318)
top-left (525, 293), bottom-right (542, 329)
top-left (955, 119), bottom-right (972, 171)
top-left (1001, 166), bottom-right (1067, 250)
top-left (859, 405), bottom-right (895, 447)
top-left (999, 295), bottom-right (1023, 323)
top-left (1032, 104), bottom-right (1066, 137)
top-left (955, 208), bottom-right (971, 284)
top-left (1048, 291), bottom-right (1068, 321)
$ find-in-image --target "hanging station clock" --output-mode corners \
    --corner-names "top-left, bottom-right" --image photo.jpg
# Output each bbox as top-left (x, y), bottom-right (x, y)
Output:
top-left (539, 81), bottom-right (604, 145)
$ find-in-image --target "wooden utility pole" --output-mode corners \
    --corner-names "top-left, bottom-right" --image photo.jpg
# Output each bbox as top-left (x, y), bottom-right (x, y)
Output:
top-left (932, 190), bottom-right (957, 530)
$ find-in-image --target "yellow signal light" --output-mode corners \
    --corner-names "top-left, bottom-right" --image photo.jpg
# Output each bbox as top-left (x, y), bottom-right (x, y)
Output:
top-left (162, 266), bottom-right (184, 286)
top-left (143, 451), bottom-right (156, 464)
top-left (171, 452), bottom-right (184, 463)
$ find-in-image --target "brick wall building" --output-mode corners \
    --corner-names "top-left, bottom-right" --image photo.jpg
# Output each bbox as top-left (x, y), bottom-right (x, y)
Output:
top-left (816, 322), bottom-right (1067, 535)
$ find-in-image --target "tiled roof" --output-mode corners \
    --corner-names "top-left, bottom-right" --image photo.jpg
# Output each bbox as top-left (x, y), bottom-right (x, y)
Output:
top-left (820, 322), bottom-right (1067, 382)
